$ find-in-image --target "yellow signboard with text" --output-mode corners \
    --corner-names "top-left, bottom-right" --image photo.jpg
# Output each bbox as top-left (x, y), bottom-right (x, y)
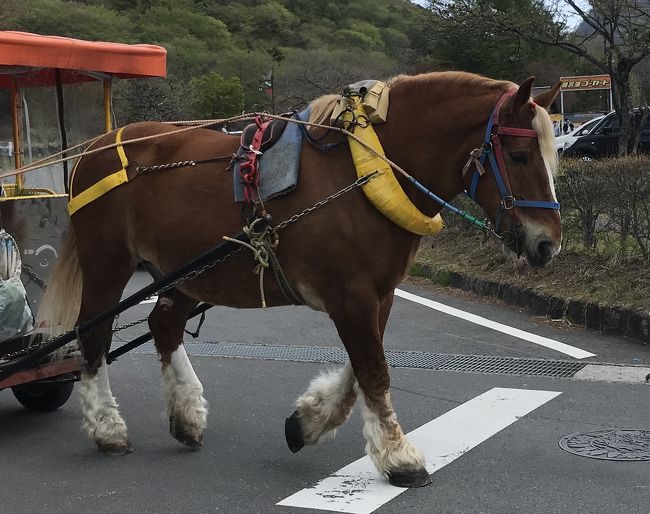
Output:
top-left (559, 75), bottom-right (611, 91)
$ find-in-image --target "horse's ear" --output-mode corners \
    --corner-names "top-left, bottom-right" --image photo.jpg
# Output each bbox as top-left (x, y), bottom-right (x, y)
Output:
top-left (533, 81), bottom-right (561, 110)
top-left (512, 77), bottom-right (536, 113)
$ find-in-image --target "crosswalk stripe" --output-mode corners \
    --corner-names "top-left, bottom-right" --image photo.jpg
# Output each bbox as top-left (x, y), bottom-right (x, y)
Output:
top-left (395, 288), bottom-right (595, 359)
top-left (277, 387), bottom-right (561, 514)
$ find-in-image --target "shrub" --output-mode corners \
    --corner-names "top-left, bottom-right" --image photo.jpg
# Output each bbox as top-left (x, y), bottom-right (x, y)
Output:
top-left (558, 156), bottom-right (650, 261)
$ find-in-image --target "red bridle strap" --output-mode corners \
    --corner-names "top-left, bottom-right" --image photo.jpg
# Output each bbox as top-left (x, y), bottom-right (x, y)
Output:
top-left (497, 127), bottom-right (538, 138)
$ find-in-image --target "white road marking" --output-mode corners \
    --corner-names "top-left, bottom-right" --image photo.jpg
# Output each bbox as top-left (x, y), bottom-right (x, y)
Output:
top-left (574, 364), bottom-right (650, 384)
top-left (394, 288), bottom-right (595, 359)
top-left (278, 387), bottom-right (561, 514)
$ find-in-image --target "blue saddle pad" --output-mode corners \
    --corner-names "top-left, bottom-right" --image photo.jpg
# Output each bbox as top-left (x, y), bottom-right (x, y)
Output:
top-left (233, 107), bottom-right (311, 203)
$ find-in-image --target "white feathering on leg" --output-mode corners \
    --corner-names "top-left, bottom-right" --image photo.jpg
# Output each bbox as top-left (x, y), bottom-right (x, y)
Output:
top-left (79, 357), bottom-right (129, 448)
top-left (295, 362), bottom-right (357, 445)
top-left (360, 391), bottom-right (425, 476)
top-left (162, 345), bottom-right (208, 440)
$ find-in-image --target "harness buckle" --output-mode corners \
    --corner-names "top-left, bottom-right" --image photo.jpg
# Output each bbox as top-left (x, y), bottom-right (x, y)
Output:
top-left (501, 196), bottom-right (515, 210)
top-left (483, 141), bottom-right (493, 153)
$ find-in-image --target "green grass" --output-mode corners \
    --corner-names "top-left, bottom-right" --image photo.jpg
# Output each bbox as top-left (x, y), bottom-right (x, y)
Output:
top-left (413, 229), bottom-right (650, 313)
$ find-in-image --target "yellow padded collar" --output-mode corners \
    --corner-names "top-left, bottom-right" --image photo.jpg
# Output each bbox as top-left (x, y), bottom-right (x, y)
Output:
top-left (343, 98), bottom-right (443, 236)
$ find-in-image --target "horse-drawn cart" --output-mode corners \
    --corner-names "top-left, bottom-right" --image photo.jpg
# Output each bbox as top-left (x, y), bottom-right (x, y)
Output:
top-left (0, 31), bottom-right (166, 410)
top-left (0, 31), bottom-right (564, 485)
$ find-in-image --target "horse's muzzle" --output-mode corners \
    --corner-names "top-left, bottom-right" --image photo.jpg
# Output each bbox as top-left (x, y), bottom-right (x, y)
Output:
top-left (525, 236), bottom-right (561, 266)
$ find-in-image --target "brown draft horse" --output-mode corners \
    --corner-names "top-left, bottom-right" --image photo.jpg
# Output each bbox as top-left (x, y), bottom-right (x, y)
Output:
top-left (38, 71), bottom-right (561, 488)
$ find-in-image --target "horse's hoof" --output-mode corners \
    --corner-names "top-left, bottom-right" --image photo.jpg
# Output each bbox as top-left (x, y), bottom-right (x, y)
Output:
top-left (170, 416), bottom-right (203, 449)
top-left (97, 441), bottom-right (133, 456)
top-left (387, 467), bottom-right (432, 488)
top-left (285, 410), bottom-right (304, 453)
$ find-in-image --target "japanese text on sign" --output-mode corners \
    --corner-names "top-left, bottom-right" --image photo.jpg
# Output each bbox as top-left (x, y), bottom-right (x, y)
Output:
top-left (559, 75), bottom-right (611, 91)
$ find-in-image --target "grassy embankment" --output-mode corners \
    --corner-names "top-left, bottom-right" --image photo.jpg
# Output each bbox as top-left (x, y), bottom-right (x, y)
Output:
top-left (413, 156), bottom-right (650, 315)
top-left (413, 229), bottom-right (649, 314)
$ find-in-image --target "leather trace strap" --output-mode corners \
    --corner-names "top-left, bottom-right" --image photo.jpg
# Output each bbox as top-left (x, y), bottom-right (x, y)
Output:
top-left (239, 116), bottom-right (270, 206)
top-left (466, 89), bottom-right (560, 231)
top-left (68, 126), bottom-right (130, 216)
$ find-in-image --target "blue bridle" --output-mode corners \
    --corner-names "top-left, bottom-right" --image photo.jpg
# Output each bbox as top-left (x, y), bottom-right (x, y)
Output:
top-left (465, 89), bottom-right (560, 232)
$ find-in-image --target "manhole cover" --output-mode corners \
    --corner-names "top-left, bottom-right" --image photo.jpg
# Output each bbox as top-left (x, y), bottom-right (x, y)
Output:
top-left (559, 429), bottom-right (650, 461)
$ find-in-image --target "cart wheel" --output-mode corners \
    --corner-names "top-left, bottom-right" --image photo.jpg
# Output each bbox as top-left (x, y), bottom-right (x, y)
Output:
top-left (12, 381), bottom-right (74, 411)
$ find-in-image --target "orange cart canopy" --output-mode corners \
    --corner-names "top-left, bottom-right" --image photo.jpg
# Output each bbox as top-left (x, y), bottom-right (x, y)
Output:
top-left (0, 31), bottom-right (167, 88)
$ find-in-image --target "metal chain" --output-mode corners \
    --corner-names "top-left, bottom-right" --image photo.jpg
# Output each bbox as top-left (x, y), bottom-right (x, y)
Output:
top-left (135, 154), bottom-right (234, 175)
top-left (137, 160), bottom-right (198, 173)
top-left (1, 344), bottom-right (39, 363)
top-left (276, 172), bottom-right (376, 230)
top-left (113, 316), bottom-right (149, 333)
top-left (1, 171), bottom-right (376, 364)
top-left (0, 336), bottom-right (58, 363)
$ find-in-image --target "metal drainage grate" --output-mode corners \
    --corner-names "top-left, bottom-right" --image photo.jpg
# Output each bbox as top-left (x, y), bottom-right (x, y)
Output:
top-left (559, 429), bottom-right (650, 461)
top-left (127, 341), bottom-right (587, 379)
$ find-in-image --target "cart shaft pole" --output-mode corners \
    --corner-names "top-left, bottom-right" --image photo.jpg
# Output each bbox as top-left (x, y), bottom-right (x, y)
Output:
top-left (10, 77), bottom-right (23, 188)
top-left (55, 70), bottom-right (69, 194)
top-left (103, 80), bottom-right (112, 133)
top-left (0, 233), bottom-right (247, 382)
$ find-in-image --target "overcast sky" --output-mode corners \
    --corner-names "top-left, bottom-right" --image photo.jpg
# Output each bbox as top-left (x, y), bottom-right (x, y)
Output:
top-left (409, 0), bottom-right (583, 28)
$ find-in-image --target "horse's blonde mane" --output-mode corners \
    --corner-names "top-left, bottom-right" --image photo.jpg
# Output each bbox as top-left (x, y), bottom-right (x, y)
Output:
top-left (308, 72), bottom-right (513, 125)
top-left (532, 105), bottom-right (559, 178)
top-left (310, 72), bottom-right (571, 120)
top-left (308, 94), bottom-right (341, 126)
top-left (307, 73), bottom-right (558, 182)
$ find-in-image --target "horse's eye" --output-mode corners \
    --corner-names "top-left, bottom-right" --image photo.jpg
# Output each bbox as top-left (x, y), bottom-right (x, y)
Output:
top-left (509, 152), bottom-right (528, 164)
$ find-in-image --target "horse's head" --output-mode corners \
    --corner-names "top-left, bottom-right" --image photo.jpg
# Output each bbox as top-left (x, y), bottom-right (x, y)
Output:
top-left (469, 77), bottom-right (561, 266)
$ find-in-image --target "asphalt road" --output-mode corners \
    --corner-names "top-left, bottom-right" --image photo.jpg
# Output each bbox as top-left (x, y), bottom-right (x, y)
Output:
top-left (1, 272), bottom-right (648, 514)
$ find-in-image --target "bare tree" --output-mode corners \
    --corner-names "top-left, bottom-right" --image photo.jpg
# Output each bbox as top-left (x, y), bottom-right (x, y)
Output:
top-left (272, 49), bottom-right (403, 112)
top-left (427, 0), bottom-right (650, 154)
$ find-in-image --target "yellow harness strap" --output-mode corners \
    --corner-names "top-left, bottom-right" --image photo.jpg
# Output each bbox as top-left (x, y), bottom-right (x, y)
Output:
top-left (343, 97), bottom-right (443, 236)
top-left (67, 127), bottom-right (130, 216)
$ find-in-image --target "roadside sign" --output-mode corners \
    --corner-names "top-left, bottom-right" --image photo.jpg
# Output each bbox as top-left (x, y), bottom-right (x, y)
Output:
top-left (558, 74), bottom-right (612, 120)
top-left (560, 75), bottom-right (611, 91)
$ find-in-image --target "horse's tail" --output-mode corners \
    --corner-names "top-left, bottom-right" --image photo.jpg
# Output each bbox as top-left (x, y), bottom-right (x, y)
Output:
top-left (36, 230), bottom-right (83, 358)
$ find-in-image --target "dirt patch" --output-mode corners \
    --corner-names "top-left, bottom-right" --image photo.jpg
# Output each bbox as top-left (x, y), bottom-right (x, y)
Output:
top-left (413, 230), bottom-right (649, 315)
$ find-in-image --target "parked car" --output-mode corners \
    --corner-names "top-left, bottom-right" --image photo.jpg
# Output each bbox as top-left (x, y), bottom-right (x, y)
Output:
top-left (563, 110), bottom-right (650, 160)
top-left (555, 115), bottom-right (605, 155)
top-left (0, 141), bottom-right (13, 156)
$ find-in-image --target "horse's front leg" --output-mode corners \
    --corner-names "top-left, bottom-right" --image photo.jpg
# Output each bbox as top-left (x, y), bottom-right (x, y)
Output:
top-left (148, 291), bottom-right (207, 448)
top-left (285, 293), bottom-right (394, 451)
top-left (334, 290), bottom-right (429, 487)
top-left (285, 361), bottom-right (358, 452)
top-left (287, 290), bottom-right (430, 488)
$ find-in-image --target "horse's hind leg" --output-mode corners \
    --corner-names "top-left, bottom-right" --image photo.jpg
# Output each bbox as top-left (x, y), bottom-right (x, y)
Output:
top-left (148, 290), bottom-right (207, 448)
top-left (77, 263), bottom-right (135, 455)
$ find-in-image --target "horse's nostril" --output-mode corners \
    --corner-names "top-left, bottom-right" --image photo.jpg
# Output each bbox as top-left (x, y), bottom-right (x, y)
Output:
top-left (537, 240), bottom-right (555, 261)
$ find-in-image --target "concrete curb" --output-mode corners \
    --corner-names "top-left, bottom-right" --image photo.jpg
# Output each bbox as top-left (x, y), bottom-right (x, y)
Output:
top-left (410, 263), bottom-right (650, 346)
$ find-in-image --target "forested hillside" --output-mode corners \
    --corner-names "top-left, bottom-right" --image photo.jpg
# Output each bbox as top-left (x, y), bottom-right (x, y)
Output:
top-left (1, 0), bottom-right (588, 122)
